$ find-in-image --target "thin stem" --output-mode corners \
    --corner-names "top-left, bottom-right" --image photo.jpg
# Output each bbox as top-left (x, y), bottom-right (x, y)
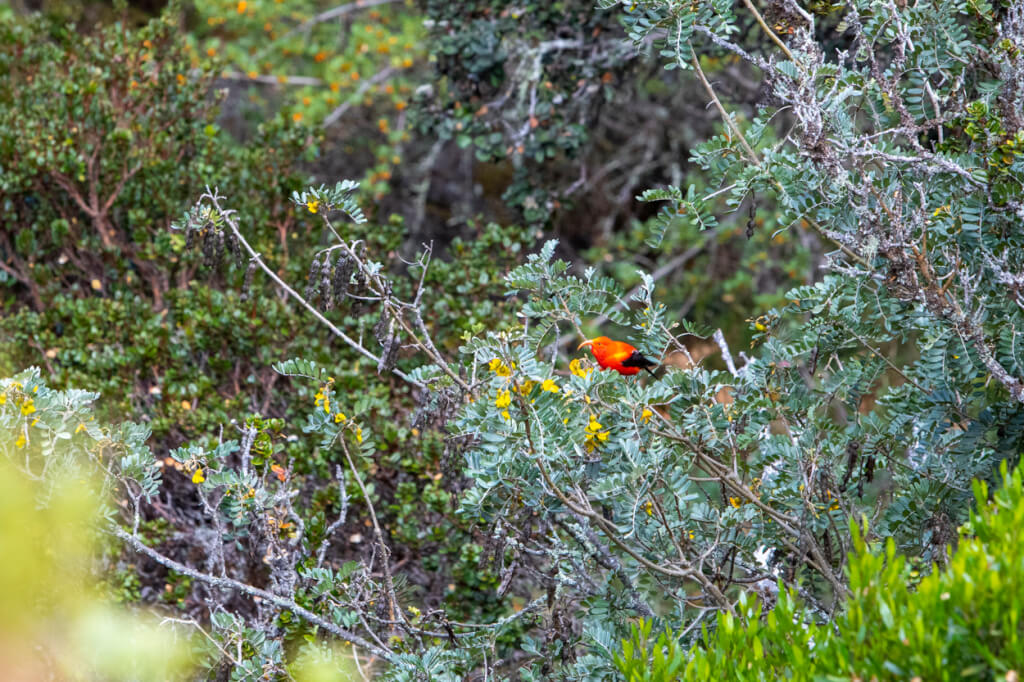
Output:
top-left (113, 526), bottom-right (401, 665)
top-left (204, 189), bottom-right (426, 390)
top-left (740, 0), bottom-right (795, 61)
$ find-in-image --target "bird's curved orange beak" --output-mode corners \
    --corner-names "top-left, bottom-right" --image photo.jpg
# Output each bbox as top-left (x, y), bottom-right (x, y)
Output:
top-left (577, 339), bottom-right (594, 350)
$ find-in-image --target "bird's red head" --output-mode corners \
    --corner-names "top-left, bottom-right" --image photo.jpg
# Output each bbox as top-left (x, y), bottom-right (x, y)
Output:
top-left (577, 336), bottom-right (613, 354)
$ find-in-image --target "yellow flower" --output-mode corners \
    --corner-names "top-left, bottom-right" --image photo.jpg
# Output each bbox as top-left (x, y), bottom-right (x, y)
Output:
top-left (307, 198), bottom-right (320, 214)
top-left (15, 434), bottom-right (26, 449)
top-left (236, 1), bottom-right (247, 13)
top-left (584, 415), bottom-right (609, 451)
top-left (334, 412), bottom-right (347, 423)
top-left (0, 393), bottom-right (6, 405)
top-left (192, 468), bottom-right (205, 484)
top-left (643, 501), bottom-right (654, 517)
top-left (495, 389), bottom-right (512, 409)
top-left (517, 380), bottom-right (536, 395)
top-left (488, 357), bottom-right (514, 377)
top-left (501, 409), bottom-right (510, 421)
top-left (641, 408), bottom-right (653, 423)
top-left (541, 379), bottom-right (559, 393)
top-left (729, 497), bottom-right (741, 508)
top-left (75, 423), bottom-right (87, 434)
top-left (20, 399), bottom-right (35, 416)
top-left (356, 427), bottom-right (363, 443)
top-left (569, 358), bottom-right (592, 378)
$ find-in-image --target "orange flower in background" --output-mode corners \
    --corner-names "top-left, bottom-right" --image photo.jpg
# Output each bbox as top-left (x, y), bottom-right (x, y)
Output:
top-left (270, 464), bottom-right (287, 482)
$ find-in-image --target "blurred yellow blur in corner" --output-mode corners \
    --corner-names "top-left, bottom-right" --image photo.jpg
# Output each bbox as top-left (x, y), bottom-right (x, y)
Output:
top-left (0, 460), bottom-right (195, 681)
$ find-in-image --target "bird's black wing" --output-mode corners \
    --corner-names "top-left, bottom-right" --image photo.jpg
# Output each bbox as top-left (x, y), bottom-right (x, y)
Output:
top-left (620, 350), bottom-right (659, 375)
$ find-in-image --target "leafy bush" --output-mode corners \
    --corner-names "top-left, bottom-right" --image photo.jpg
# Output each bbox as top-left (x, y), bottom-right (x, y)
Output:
top-left (615, 460), bottom-right (1024, 681)
top-left (4, 0), bottom-right (1024, 677)
top-left (0, 8), bottom-right (535, 668)
top-left (0, 368), bottom-right (194, 680)
top-left (0, 8), bottom-right (311, 308)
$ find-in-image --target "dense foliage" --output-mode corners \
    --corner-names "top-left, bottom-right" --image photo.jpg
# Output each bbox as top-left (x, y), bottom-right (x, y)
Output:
top-left (615, 461), bottom-right (1024, 680)
top-left (3, 0), bottom-right (1024, 679)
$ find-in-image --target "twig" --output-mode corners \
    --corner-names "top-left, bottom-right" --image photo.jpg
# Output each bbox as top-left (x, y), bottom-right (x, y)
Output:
top-left (740, 0), bottom-right (795, 61)
top-left (203, 188), bottom-right (426, 390)
top-left (255, 0), bottom-right (403, 62)
top-left (113, 526), bottom-right (402, 665)
top-left (712, 329), bottom-right (738, 376)
top-left (323, 67), bottom-right (397, 128)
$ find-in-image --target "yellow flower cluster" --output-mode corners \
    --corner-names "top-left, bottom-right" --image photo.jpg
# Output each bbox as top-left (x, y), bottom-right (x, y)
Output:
top-left (20, 398), bottom-right (35, 416)
top-left (192, 468), bottom-right (205, 484)
top-left (495, 388), bottom-right (512, 421)
top-left (569, 358), bottom-right (592, 378)
top-left (2, 383), bottom-right (39, 418)
top-left (488, 357), bottom-right (514, 377)
top-left (641, 408), bottom-right (653, 423)
top-left (584, 415), bottom-right (609, 452)
top-left (314, 382), bottom-right (332, 414)
top-left (541, 378), bottom-right (559, 393)
top-left (307, 198), bottom-right (320, 214)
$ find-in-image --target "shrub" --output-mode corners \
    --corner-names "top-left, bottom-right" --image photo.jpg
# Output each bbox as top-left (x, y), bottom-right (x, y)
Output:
top-left (615, 460), bottom-right (1024, 681)
top-left (5, 0), bottom-right (1024, 677)
top-left (0, 8), bottom-right (311, 309)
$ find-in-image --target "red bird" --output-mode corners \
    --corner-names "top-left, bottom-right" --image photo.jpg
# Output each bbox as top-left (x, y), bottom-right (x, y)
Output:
top-left (578, 336), bottom-right (658, 376)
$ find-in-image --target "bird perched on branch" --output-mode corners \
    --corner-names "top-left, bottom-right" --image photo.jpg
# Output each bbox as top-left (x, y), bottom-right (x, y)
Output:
top-left (578, 336), bottom-right (658, 376)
